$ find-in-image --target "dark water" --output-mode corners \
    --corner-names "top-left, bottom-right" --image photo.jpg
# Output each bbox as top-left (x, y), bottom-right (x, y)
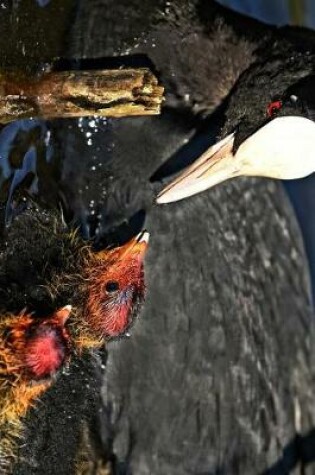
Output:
top-left (0, 0), bottom-right (74, 223)
top-left (0, 1), bottom-right (114, 243)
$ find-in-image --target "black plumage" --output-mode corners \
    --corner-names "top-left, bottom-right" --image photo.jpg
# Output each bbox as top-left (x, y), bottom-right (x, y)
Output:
top-left (220, 27), bottom-right (315, 148)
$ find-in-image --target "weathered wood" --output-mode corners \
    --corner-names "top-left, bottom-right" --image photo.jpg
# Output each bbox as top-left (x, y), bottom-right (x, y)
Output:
top-left (0, 68), bottom-right (164, 123)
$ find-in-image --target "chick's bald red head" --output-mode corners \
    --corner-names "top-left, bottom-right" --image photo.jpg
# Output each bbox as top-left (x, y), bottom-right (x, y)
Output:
top-left (23, 306), bottom-right (72, 379)
top-left (85, 231), bottom-right (149, 338)
top-left (5, 306), bottom-right (71, 381)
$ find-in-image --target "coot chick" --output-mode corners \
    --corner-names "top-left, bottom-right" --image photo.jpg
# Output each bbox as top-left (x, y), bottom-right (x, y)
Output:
top-left (0, 200), bottom-right (149, 474)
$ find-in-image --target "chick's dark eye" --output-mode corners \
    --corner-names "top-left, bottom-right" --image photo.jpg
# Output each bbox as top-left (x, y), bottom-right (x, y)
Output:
top-left (105, 281), bottom-right (120, 293)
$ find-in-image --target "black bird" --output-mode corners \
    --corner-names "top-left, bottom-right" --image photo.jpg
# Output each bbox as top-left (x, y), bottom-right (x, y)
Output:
top-left (157, 26), bottom-right (315, 202)
top-left (50, 1), bottom-right (315, 474)
top-left (1, 1), bottom-right (315, 474)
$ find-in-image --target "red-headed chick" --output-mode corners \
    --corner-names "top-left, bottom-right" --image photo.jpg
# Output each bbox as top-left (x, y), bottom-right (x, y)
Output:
top-left (68, 231), bottom-right (149, 349)
top-left (0, 305), bottom-right (71, 473)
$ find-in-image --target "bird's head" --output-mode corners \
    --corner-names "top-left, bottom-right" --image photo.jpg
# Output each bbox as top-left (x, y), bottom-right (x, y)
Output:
top-left (83, 231), bottom-right (149, 340)
top-left (157, 43), bottom-right (315, 204)
top-left (5, 305), bottom-right (72, 381)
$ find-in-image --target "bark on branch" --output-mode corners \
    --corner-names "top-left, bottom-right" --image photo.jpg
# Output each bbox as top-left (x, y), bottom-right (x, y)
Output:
top-left (0, 68), bottom-right (164, 123)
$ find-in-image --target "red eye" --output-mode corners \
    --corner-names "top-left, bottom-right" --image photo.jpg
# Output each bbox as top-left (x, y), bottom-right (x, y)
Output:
top-left (267, 100), bottom-right (282, 117)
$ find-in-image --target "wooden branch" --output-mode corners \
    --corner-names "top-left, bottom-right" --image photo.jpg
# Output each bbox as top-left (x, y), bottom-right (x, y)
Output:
top-left (0, 68), bottom-right (164, 123)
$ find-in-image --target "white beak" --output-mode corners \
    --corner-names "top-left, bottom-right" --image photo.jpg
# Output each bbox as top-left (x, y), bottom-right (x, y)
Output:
top-left (157, 116), bottom-right (315, 204)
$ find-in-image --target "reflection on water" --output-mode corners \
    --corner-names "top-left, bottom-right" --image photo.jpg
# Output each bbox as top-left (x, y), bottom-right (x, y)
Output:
top-left (0, 120), bottom-right (52, 226)
top-left (35, 0), bottom-right (51, 6)
top-left (0, 0), bottom-right (76, 231)
top-left (220, 0), bottom-right (291, 24)
top-left (220, 0), bottom-right (315, 26)
top-left (13, 0), bottom-right (51, 7)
